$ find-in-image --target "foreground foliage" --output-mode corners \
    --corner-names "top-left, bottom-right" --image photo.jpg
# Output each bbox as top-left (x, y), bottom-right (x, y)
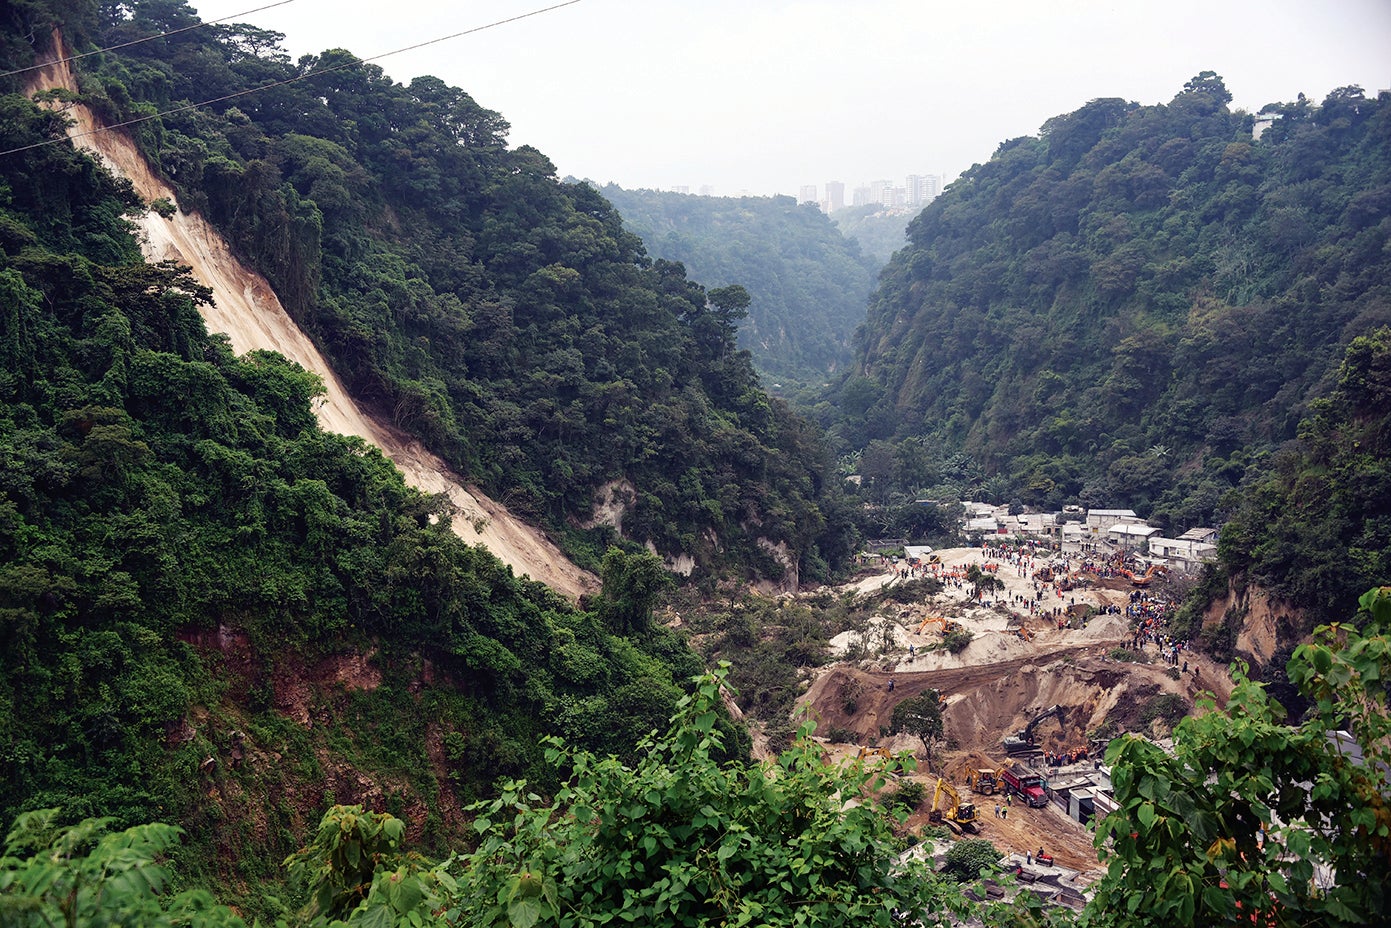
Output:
top-left (1089, 586), bottom-right (1391, 926)
top-left (0, 810), bottom-right (244, 927)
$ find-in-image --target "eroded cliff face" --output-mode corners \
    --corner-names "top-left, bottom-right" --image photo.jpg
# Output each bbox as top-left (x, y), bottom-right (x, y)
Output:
top-left (1202, 577), bottom-right (1303, 667)
top-left (27, 30), bottom-right (595, 599)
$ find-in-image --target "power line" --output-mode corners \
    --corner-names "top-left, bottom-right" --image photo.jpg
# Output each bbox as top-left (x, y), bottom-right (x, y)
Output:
top-left (1, 0), bottom-right (584, 159)
top-left (1, 1), bottom-right (300, 80)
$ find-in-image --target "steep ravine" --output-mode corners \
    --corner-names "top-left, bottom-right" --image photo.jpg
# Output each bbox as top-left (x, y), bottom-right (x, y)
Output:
top-left (29, 36), bottom-right (595, 598)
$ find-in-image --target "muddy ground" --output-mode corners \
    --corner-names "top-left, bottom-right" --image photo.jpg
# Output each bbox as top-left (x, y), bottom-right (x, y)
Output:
top-left (802, 546), bottom-right (1233, 877)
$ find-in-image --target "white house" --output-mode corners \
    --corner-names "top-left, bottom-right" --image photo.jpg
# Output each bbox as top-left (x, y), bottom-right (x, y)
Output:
top-left (1085, 509), bottom-right (1140, 536)
top-left (1149, 528), bottom-right (1219, 571)
top-left (1108, 522), bottom-right (1159, 552)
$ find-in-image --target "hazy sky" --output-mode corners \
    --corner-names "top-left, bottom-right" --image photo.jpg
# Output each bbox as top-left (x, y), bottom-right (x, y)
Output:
top-left (188, 0), bottom-right (1391, 198)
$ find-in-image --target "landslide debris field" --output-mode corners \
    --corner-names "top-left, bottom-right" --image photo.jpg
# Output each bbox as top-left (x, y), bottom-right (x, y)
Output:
top-left (799, 546), bottom-right (1234, 875)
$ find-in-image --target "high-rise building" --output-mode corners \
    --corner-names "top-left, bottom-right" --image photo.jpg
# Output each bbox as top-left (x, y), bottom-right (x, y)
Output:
top-left (825, 181), bottom-right (845, 212)
top-left (699, 185), bottom-right (715, 197)
top-left (671, 185), bottom-right (689, 195)
top-left (852, 185), bottom-right (872, 207)
top-left (869, 180), bottom-right (892, 205)
top-left (799, 184), bottom-right (819, 205)
top-left (906, 174), bottom-right (942, 207)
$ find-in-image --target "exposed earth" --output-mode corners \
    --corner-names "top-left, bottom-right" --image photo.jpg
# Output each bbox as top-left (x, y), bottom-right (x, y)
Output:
top-left (802, 545), bottom-right (1235, 877)
top-left (29, 39), bottom-right (596, 600)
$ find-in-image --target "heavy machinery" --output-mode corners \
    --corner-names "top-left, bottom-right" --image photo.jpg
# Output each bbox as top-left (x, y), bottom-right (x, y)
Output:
top-left (930, 778), bottom-right (979, 833)
top-left (915, 615), bottom-right (961, 635)
top-left (1131, 564), bottom-right (1169, 588)
top-left (1003, 704), bottom-right (1065, 755)
top-left (856, 746), bottom-right (892, 762)
top-left (1032, 566), bottom-right (1054, 583)
top-left (968, 768), bottom-right (1000, 795)
top-left (1000, 764), bottom-right (1050, 807)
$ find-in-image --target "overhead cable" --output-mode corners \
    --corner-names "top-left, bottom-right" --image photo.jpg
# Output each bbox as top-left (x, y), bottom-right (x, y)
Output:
top-left (0, 1), bottom-right (300, 79)
top-left (0, 0), bottom-right (584, 159)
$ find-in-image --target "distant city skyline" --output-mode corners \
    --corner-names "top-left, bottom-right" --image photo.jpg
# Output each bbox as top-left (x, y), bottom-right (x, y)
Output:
top-left (651, 174), bottom-right (944, 212)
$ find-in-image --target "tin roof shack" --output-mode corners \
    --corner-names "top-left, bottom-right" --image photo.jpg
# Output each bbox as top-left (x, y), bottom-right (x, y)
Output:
top-left (1149, 528), bottom-right (1218, 572)
top-left (1015, 512), bottom-right (1057, 538)
top-left (1108, 522), bottom-right (1159, 552)
top-left (903, 545), bottom-right (935, 564)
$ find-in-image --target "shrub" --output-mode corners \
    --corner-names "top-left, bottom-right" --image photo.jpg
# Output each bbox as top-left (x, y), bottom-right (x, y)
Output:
top-left (1141, 693), bottom-right (1189, 726)
top-left (942, 838), bottom-right (1003, 881)
top-left (943, 629), bottom-right (974, 653)
top-left (885, 779), bottom-right (926, 813)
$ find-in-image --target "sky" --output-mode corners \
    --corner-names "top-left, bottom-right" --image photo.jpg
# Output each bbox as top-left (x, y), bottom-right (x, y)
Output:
top-left (188, 0), bottom-right (1391, 199)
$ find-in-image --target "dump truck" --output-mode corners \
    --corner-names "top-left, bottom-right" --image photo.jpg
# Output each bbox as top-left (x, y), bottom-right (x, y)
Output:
top-left (1001, 764), bottom-right (1049, 807)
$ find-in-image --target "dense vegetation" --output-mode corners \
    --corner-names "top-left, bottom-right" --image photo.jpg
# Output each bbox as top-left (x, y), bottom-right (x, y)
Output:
top-left (8, 594), bottom-right (1387, 926)
top-left (1176, 326), bottom-right (1391, 643)
top-left (595, 185), bottom-right (880, 392)
top-left (2, 0), bottom-right (851, 581)
top-left (0, 64), bottom-right (745, 914)
top-left (833, 74), bottom-right (1391, 535)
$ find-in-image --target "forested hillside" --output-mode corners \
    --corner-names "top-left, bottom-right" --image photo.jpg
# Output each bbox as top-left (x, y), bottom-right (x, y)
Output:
top-left (831, 203), bottom-right (915, 264)
top-left (840, 74), bottom-right (1391, 533)
top-left (1178, 326), bottom-right (1391, 653)
top-left (596, 185), bottom-right (880, 391)
top-left (2, 0), bottom-right (852, 582)
top-left (0, 49), bottom-right (750, 910)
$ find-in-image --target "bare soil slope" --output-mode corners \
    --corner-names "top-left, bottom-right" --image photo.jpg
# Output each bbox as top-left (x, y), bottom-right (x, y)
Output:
top-left (29, 39), bottom-right (594, 598)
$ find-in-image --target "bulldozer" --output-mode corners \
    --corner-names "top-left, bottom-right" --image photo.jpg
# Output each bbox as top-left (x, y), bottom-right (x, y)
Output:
top-left (930, 777), bottom-right (979, 834)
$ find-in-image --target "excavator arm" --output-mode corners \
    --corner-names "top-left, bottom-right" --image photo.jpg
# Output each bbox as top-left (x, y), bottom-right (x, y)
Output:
top-left (1004, 704), bottom-right (1065, 754)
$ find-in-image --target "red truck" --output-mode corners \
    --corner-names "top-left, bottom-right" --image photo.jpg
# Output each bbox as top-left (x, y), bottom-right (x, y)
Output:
top-left (1001, 764), bottom-right (1049, 807)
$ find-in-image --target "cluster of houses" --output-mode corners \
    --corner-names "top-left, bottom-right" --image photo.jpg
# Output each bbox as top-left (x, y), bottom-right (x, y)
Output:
top-left (956, 503), bottom-right (1218, 573)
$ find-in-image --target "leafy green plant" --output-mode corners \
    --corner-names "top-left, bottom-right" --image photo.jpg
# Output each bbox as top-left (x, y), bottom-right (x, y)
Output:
top-left (450, 668), bottom-right (966, 926)
top-left (0, 810), bottom-right (245, 927)
top-left (1089, 587), bottom-right (1391, 926)
top-left (943, 629), bottom-right (974, 653)
top-left (941, 839), bottom-right (1003, 882)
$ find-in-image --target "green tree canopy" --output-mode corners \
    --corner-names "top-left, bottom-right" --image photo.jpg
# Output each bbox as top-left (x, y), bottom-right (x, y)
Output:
top-left (890, 690), bottom-right (946, 767)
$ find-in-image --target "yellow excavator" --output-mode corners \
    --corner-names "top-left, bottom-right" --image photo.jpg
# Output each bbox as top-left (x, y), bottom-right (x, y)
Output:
top-left (930, 778), bottom-right (979, 834)
top-left (856, 746), bottom-right (892, 762)
top-left (916, 615), bottom-right (961, 635)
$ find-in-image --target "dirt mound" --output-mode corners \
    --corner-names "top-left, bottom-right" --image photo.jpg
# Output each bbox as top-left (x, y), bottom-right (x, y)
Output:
top-left (28, 34), bottom-right (595, 599)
